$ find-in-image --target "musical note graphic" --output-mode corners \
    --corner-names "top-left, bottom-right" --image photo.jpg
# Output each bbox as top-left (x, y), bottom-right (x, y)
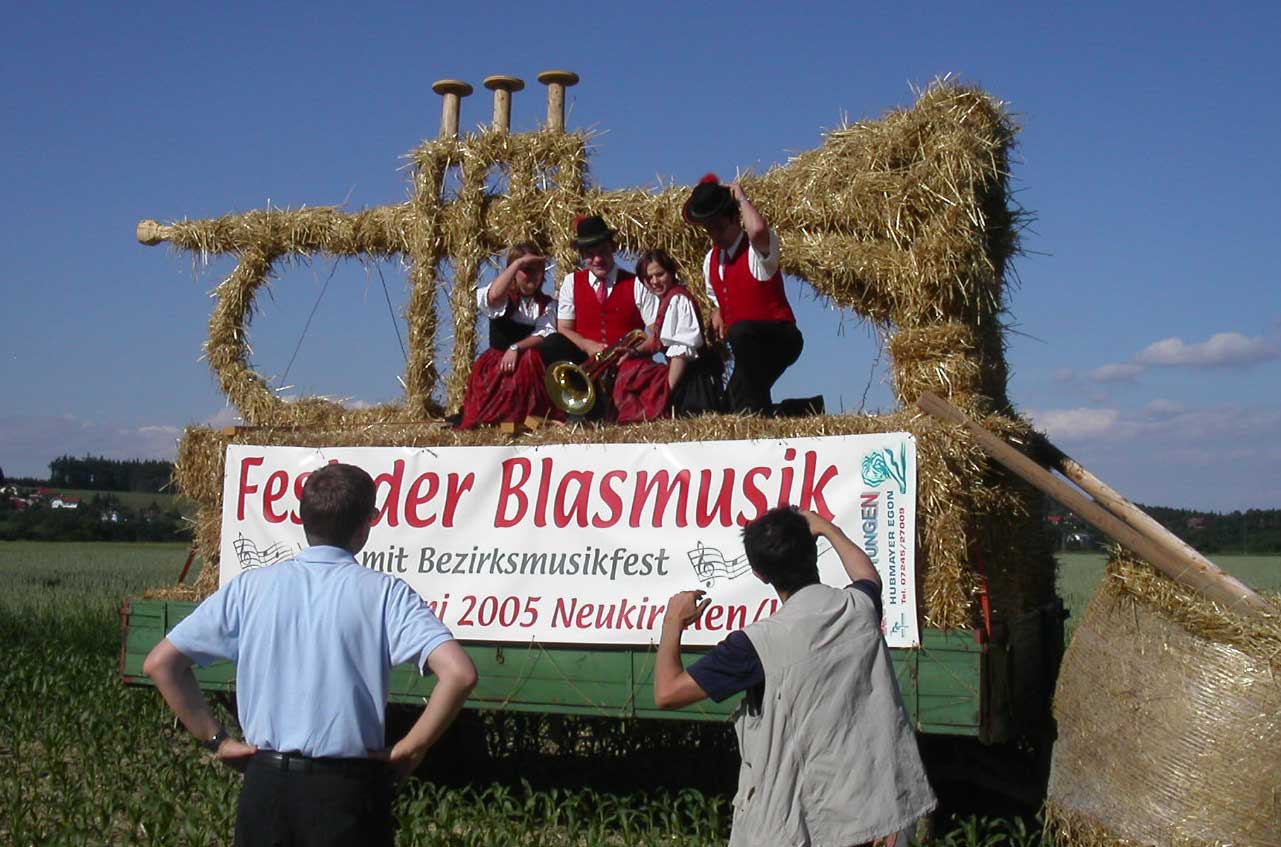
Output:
top-left (687, 541), bottom-right (752, 587)
top-left (687, 537), bottom-right (836, 588)
top-left (233, 534), bottom-right (294, 571)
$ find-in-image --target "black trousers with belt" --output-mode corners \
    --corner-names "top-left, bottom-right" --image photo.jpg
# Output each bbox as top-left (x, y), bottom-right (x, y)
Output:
top-left (725, 320), bottom-right (804, 414)
top-left (235, 752), bottom-right (395, 847)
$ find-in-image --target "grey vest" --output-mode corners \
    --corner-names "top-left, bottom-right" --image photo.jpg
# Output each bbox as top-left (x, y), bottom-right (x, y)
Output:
top-left (729, 583), bottom-right (936, 847)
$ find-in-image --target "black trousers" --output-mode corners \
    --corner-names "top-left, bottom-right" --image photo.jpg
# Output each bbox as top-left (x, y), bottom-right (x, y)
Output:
top-left (537, 332), bottom-right (587, 365)
top-left (235, 756), bottom-right (395, 847)
top-left (725, 320), bottom-right (803, 414)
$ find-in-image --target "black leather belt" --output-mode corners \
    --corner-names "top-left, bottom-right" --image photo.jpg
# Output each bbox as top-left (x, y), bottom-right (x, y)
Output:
top-left (252, 750), bottom-right (386, 777)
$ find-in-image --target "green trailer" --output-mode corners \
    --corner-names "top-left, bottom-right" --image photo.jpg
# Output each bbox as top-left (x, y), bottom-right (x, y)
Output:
top-left (120, 595), bottom-right (1062, 740)
top-left (123, 78), bottom-right (1065, 804)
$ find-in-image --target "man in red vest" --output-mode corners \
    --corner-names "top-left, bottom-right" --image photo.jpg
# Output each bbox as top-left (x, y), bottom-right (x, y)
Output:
top-left (684, 175), bottom-right (807, 415)
top-left (539, 215), bottom-right (659, 415)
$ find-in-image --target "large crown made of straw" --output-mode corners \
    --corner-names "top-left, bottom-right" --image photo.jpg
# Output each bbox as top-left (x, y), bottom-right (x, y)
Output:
top-left (136, 71), bottom-right (1024, 428)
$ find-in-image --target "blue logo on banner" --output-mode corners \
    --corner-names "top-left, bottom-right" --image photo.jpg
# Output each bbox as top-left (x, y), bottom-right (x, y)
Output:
top-left (861, 444), bottom-right (908, 494)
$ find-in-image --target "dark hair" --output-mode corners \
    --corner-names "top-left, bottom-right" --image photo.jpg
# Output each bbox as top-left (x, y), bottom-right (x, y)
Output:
top-left (742, 506), bottom-right (819, 593)
top-left (506, 242), bottom-right (541, 266)
top-left (300, 463), bottom-right (376, 548)
top-left (635, 249), bottom-right (681, 283)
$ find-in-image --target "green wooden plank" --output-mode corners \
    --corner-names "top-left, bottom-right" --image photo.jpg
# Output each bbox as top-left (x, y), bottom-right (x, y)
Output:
top-left (119, 599), bottom-right (990, 736)
top-left (915, 636), bottom-right (982, 733)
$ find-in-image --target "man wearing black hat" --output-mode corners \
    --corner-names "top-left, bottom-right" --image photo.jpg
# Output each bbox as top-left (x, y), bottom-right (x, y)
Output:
top-left (684, 175), bottom-right (805, 415)
top-left (538, 215), bottom-right (659, 411)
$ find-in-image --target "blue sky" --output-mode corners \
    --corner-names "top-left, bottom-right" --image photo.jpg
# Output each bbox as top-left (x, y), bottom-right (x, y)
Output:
top-left (2, 1), bottom-right (1278, 511)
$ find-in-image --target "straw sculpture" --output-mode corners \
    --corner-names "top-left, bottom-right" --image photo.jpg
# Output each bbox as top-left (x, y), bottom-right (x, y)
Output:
top-left (1047, 549), bottom-right (1281, 846)
top-left (141, 77), bottom-right (1055, 632)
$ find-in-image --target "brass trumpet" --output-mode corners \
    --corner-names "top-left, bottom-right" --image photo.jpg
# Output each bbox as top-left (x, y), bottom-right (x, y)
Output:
top-left (545, 329), bottom-right (648, 415)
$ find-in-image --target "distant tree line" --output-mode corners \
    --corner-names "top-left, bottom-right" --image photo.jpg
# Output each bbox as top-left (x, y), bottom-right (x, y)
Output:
top-left (46, 456), bottom-right (173, 493)
top-left (1047, 502), bottom-right (1280, 554)
top-left (0, 492), bottom-right (190, 543)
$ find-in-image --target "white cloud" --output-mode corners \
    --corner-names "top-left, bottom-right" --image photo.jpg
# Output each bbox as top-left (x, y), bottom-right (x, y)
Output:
top-left (1143, 399), bottom-right (1184, 419)
top-left (1088, 362), bottom-right (1144, 383)
top-left (0, 414), bottom-right (184, 479)
top-left (204, 407), bottom-right (244, 428)
top-left (1053, 369), bottom-right (1077, 383)
top-left (1021, 403), bottom-right (1281, 508)
top-left (1026, 407), bottom-right (1122, 441)
top-left (1134, 332), bottom-right (1279, 367)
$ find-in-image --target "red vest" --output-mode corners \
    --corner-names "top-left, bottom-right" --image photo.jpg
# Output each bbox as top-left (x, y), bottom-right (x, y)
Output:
top-left (707, 236), bottom-right (795, 328)
top-left (572, 269), bottom-right (644, 344)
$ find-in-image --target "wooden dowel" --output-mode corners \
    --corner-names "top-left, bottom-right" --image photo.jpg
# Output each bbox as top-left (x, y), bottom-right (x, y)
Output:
top-left (432, 79), bottom-right (473, 138)
top-left (483, 75), bottom-right (524, 132)
top-left (916, 392), bottom-right (1274, 619)
top-left (537, 69), bottom-right (578, 132)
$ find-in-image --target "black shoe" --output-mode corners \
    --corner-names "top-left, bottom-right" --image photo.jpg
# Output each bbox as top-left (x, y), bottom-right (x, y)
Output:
top-left (773, 395), bottom-right (825, 418)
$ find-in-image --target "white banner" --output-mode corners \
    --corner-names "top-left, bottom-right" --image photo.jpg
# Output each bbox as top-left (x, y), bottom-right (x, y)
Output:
top-left (220, 435), bottom-right (919, 647)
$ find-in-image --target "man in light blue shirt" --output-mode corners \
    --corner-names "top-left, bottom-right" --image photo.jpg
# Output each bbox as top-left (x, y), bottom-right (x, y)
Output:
top-left (144, 463), bottom-right (477, 847)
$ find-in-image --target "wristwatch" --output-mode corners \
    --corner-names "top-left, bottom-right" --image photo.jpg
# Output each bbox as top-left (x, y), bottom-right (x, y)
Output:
top-left (201, 726), bottom-right (229, 753)
top-left (508, 344), bottom-right (520, 352)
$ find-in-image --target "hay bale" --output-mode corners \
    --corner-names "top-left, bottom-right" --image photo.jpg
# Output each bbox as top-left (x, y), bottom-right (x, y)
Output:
top-left (144, 79), bottom-right (1051, 632)
top-left (1047, 551), bottom-right (1281, 846)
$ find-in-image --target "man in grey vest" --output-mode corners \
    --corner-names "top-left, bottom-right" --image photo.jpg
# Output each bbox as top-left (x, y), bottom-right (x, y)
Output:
top-left (655, 506), bottom-right (936, 847)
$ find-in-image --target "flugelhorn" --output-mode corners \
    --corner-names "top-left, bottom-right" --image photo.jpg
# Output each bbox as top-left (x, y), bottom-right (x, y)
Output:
top-left (544, 329), bottom-right (648, 416)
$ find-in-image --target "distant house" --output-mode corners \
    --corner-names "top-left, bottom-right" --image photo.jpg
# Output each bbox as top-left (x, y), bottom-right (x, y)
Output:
top-left (1186, 516), bottom-right (1207, 529)
top-left (50, 496), bottom-right (81, 510)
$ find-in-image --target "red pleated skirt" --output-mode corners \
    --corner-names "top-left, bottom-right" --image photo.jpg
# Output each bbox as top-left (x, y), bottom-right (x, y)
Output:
top-left (613, 357), bottom-right (671, 424)
top-left (458, 347), bottom-right (555, 429)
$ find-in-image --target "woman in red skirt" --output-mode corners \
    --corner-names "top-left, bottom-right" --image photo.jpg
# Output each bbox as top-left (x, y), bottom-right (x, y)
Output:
top-left (614, 249), bottom-right (723, 423)
top-left (457, 244), bottom-right (557, 429)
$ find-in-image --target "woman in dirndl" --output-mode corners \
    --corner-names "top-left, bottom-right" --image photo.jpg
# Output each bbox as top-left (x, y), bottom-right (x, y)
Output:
top-left (614, 249), bottom-right (723, 423)
top-left (457, 243), bottom-right (557, 429)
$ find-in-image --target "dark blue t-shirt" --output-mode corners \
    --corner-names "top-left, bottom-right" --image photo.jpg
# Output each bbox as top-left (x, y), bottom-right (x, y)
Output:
top-left (687, 580), bottom-right (883, 704)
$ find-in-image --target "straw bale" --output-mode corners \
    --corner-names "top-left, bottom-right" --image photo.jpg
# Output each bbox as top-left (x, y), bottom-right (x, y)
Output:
top-left (1047, 552), bottom-right (1281, 847)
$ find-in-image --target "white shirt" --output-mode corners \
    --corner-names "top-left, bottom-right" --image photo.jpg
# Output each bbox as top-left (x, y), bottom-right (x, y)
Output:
top-left (702, 229), bottom-right (782, 309)
top-left (556, 264), bottom-right (659, 324)
top-left (476, 283), bottom-right (555, 338)
top-left (657, 288), bottom-right (704, 359)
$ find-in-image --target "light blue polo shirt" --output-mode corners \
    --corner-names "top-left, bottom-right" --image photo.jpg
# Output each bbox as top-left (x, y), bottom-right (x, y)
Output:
top-left (168, 545), bottom-right (454, 758)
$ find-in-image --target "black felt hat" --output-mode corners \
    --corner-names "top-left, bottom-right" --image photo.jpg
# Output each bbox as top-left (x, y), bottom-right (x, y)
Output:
top-left (682, 173), bottom-right (736, 224)
top-left (573, 214), bottom-right (616, 249)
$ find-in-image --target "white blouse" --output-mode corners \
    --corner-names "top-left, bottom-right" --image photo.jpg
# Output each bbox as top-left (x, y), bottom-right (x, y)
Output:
top-left (476, 283), bottom-right (555, 337)
top-left (658, 289), bottom-right (704, 359)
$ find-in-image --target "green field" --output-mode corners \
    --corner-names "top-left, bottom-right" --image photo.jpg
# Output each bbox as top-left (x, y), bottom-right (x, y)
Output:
top-left (17, 543), bottom-right (1277, 845)
top-left (1056, 552), bottom-right (1280, 637)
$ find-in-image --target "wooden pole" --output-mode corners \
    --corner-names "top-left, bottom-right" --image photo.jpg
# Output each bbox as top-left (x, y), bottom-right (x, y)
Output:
top-left (916, 392), bottom-right (1274, 619)
top-left (483, 75), bottom-right (524, 132)
top-left (431, 79), bottom-right (473, 138)
top-left (537, 69), bottom-right (578, 132)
